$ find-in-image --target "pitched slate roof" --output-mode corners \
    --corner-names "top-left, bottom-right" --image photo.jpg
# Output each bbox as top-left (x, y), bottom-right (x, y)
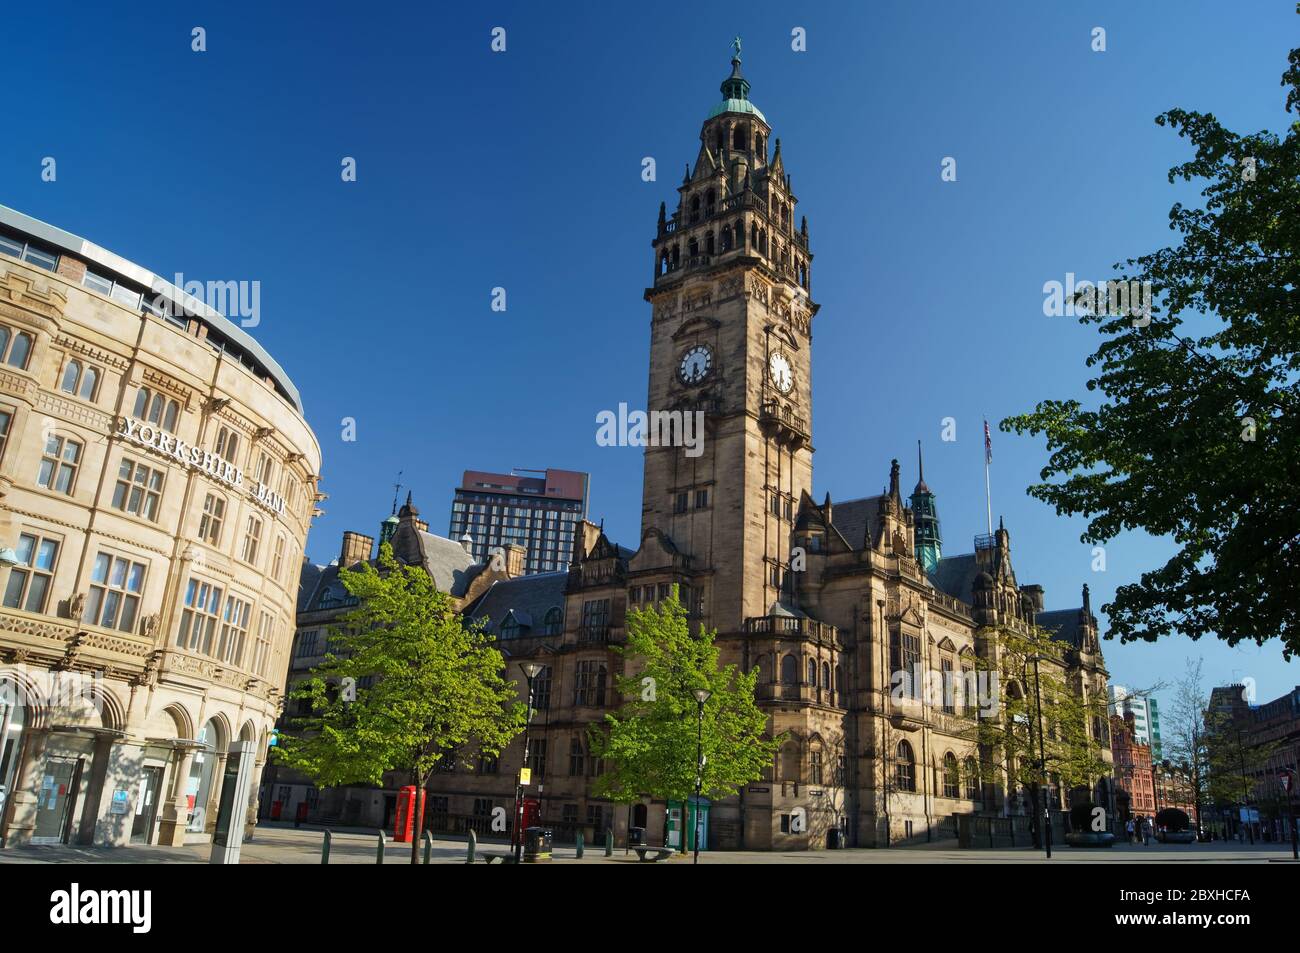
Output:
top-left (829, 496), bottom-right (884, 550)
top-left (415, 531), bottom-right (478, 597)
top-left (297, 561), bottom-right (328, 612)
top-left (929, 553), bottom-right (980, 603)
top-left (467, 571), bottom-right (568, 639)
top-left (1036, 608), bottom-right (1086, 648)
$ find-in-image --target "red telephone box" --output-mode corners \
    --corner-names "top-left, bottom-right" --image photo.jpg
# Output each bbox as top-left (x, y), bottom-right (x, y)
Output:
top-left (393, 786), bottom-right (425, 843)
top-left (520, 798), bottom-right (540, 833)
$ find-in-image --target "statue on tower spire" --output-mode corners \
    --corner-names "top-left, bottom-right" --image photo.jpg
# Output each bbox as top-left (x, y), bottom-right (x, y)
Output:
top-left (731, 35), bottom-right (742, 62)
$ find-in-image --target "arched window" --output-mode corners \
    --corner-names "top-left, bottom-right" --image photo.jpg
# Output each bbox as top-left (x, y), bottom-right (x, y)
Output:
top-left (964, 757), bottom-right (980, 800)
top-left (705, 231), bottom-right (715, 255)
top-left (780, 654), bottom-right (797, 684)
top-left (751, 222), bottom-right (759, 248)
top-left (822, 661), bottom-right (831, 694)
top-left (80, 365), bottom-right (99, 400)
top-left (735, 220), bottom-right (744, 249)
top-left (895, 741), bottom-right (915, 792)
top-left (542, 606), bottom-right (563, 636)
top-left (809, 742), bottom-right (824, 785)
top-left (659, 251), bottom-right (669, 276)
top-left (942, 752), bottom-right (960, 799)
top-left (687, 238), bottom-right (699, 259)
top-left (721, 228), bottom-right (732, 252)
top-left (148, 392), bottom-right (165, 425)
top-left (216, 427), bottom-right (239, 463)
top-left (61, 360), bottom-right (81, 394)
top-left (690, 195), bottom-right (701, 224)
top-left (733, 126), bottom-right (747, 150)
top-left (163, 399), bottom-right (179, 431)
top-left (755, 133), bottom-right (764, 158)
top-left (759, 229), bottom-right (768, 256)
top-left (806, 658), bottom-right (816, 685)
top-left (706, 188), bottom-right (716, 216)
top-left (779, 740), bottom-right (800, 782)
top-left (5, 332), bottom-right (32, 369)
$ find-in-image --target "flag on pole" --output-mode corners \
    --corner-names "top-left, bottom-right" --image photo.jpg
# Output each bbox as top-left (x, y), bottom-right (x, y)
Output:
top-left (983, 419), bottom-right (993, 464)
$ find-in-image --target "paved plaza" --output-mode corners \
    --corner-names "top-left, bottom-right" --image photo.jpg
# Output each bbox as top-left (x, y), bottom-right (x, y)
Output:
top-left (0, 824), bottom-right (1294, 864)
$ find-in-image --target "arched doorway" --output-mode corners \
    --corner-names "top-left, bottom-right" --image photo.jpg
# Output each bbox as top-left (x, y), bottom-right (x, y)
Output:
top-left (187, 717), bottom-right (228, 832)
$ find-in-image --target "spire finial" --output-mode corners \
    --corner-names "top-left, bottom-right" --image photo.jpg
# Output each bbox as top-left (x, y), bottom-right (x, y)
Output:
top-left (917, 440), bottom-right (924, 482)
top-left (731, 35), bottom-right (742, 63)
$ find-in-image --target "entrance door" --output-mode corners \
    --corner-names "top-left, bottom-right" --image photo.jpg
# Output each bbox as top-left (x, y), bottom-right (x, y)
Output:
top-left (32, 758), bottom-right (79, 844)
top-left (132, 767), bottom-right (163, 843)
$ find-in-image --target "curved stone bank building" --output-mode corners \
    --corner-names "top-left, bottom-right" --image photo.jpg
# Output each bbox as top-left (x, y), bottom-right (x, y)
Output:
top-left (0, 206), bottom-right (320, 847)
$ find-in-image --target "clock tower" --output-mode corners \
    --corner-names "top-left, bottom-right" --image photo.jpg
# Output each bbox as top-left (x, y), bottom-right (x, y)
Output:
top-left (641, 48), bottom-right (817, 635)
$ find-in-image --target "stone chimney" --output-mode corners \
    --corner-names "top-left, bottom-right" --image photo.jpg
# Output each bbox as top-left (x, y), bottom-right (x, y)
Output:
top-left (340, 531), bottom-right (373, 566)
top-left (503, 543), bottom-right (526, 577)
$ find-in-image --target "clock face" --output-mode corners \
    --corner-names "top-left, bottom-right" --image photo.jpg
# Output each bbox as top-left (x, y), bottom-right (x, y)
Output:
top-left (769, 351), bottom-right (794, 393)
top-left (679, 345), bottom-right (713, 385)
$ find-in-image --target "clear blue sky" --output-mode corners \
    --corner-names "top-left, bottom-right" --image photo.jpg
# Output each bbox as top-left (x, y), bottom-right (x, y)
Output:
top-left (3, 1), bottom-right (1296, 704)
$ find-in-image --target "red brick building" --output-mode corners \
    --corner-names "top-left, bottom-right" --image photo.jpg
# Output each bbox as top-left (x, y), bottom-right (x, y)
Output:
top-left (1111, 712), bottom-right (1155, 820)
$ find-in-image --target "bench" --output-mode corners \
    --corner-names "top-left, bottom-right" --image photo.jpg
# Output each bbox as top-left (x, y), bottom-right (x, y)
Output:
top-left (632, 846), bottom-right (677, 863)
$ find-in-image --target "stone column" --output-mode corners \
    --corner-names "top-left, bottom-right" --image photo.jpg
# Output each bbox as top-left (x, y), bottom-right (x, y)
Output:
top-left (202, 752), bottom-right (228, 834)
top-left (156, 747), bottom-right (195, 847)
top-left (243, 758), bottom-right (266, 839)
top-left (1, 728), bottom-right (49, 847)
top-left (74, 733), bottom-right (117, 845)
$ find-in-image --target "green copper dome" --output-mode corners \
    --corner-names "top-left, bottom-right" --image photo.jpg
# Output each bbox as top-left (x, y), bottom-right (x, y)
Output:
top-left (707, 97), bottom-right (766, 122)
top-left (709, 51), bottom-right (766, 123)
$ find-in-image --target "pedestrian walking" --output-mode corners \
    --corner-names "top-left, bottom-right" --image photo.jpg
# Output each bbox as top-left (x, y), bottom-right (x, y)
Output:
top-left (1125, 818), bottom-right (1135, 843)
top-left (1141, 817), bottom-right (1151, 846)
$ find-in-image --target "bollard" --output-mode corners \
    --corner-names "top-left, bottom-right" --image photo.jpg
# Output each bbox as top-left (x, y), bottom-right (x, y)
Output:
top-left (321, 830), bottom-right (332, 865)
top-left (376, 830), bottom-right (386, 864)
top-left (605, 828), bottom-right (613, 857)
top-left (575, 831), bottom-right (584, 859)
top-left (466, 829), bottom-right (477, 864)
top-left (422, 830), bottom-right (433, 865)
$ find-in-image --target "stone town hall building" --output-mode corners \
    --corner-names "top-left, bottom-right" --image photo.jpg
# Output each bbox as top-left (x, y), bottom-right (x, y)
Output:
top-left (290, 52), bottom-right (1113, 849)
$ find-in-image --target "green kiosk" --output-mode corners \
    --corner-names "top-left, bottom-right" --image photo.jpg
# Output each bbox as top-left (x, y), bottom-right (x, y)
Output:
top-left (667, 796), bottom-right (711, 852)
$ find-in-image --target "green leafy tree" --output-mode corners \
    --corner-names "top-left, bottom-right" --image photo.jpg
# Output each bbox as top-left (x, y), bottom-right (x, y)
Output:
top-left (971, 624), bottom-right (1112, 843)
top-left (591, 588), bottom-right (777, 847)
top-left (1204, 705), bottom-right (1282, 823)
top-left (274, 543), bottom-right (525, 862)
top-left (1003, 42), bottom-right (1300, 657)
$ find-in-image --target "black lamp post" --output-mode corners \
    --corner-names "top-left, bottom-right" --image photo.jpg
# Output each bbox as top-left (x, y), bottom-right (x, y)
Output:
top-left (1029, 654), bottom-right (1051, 859)
top-left (692, 687), bottom-right (711, 865)
top-left (512, 661), bottom-right (544, 862)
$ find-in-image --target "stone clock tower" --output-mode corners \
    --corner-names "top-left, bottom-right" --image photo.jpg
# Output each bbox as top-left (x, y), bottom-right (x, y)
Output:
top-left (641, 49), bottom-right (817, 636)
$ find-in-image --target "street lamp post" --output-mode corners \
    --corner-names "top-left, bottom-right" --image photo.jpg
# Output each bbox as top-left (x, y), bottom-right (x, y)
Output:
top-left (513, 661), bottom-right (544, 863)
top-left (692, 688), bottom-right (711, 865)
top-left (1029, 654), bottom-right (1051, 860)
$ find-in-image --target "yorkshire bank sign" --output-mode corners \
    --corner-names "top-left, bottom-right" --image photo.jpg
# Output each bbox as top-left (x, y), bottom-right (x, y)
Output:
top-left (116, 416), bottom-right (286, 516)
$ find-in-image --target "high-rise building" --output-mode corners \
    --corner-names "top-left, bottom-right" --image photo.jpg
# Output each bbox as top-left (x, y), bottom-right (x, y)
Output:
top-left (448, 469), bottom-right (588, 574)
top-left (1109, 685), bottom-right (1162, 760)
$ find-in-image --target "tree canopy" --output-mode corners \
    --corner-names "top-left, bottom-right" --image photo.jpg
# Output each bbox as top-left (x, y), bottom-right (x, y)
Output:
top-left (1003, 44), bottom-right (1300, 657)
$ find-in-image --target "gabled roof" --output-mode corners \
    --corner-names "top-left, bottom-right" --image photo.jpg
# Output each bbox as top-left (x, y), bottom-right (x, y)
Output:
top-left (414, 531), bottom-right (478, 597)
top-left (1037, 608), bottom-right (1087, 648)
top-left (829, 496), bottom-right (884, 551)
top-left (467, 572), bottom-right (569, 639)
top-left (930, 553), bottom-right (979, 602)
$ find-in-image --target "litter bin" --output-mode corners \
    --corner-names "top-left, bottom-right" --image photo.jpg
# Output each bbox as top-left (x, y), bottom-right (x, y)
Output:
top-left (827, 828), bottom-right (844, 849)
top-left (523, 826), bottom-right (553, 863)
top-left (629, 826), bottom-right (647, 847)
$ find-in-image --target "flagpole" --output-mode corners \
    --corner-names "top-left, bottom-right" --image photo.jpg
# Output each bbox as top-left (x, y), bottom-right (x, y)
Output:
top-left (984, 453), bottom-right (993, 536)
top-left (983, 417), bottom-right (993, 535)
